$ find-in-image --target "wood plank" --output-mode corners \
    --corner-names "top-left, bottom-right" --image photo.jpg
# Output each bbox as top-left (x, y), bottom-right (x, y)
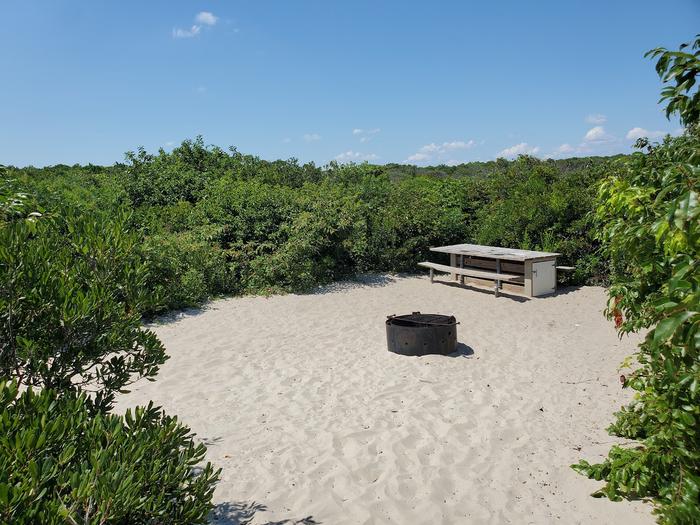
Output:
top-left (430, 243), bottom-right (560, 262)
top-left (459, 256), bottom-right (525, 274)
top-left (418, 262), bottom-right (522, 282)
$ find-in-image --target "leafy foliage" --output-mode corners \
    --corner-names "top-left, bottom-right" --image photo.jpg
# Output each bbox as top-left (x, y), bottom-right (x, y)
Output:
top-left (1, 173), bottom-right (220, 523)
top-left (573, 37), bottom-right (700, 524)
top-left (646, 35), bottom-right (700, 126)
top-left (9, 143), bottom-right (611, 311)
top-left (474, 156), bottom-right (606, 283)
top-left (0, 183), bottom-right (167, 411)
top-left (0, 379), bottom-right (220, 525)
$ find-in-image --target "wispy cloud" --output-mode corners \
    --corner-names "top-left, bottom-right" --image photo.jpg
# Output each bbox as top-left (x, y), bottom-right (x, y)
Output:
top-left (498, 142), bottom-right (540, 158)
top-left (303, 133), bottom-right (321, 142)
top-left (585, 113), bottom-right (607, 125)
top-left (352, 128), bottom-right (381, 143)
top-left (405, 140), bottom-right (476, 163)
top-left (173, 25), bottom-right (201, 38)
top-left (173, 11), bottom-right (218, 39)
top-left (626, 127), bottom-right (665, 140)
top-left (406, 152), bottom-right (430, 162)
top-left (334, 150), bottom-right (379, 163)
top-left (195, 11), bottom-right (218, 26)
top-left (556, 143), bottom-right (574, 154)
top-left (282, 137), bottom-right (292, 143)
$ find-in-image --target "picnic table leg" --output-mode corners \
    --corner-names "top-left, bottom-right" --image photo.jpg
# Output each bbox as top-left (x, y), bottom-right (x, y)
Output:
top-left (523, 260), bottom-right (534, 297)
top-left (496, 259), bottom-right (502, 291)
top-left (459, 254), bottom-right (465, 285)
top-left (450, 254), bottom-right (457, 281)
top-left (430, 268), bottom-right (434, 283)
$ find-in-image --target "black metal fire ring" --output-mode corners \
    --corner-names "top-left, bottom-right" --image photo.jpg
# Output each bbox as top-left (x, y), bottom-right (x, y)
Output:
top-left (386, 311), bottom-right (458, 356)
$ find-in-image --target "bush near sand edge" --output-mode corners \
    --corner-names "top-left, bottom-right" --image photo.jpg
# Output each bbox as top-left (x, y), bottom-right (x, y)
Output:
top-left (573, 37), bottom-right (700, 524)
top-left (0, 380), bottom-right (220, 525)
top-left (0, 195), bottom-right (167, 412)
top-left (0, 182), bottom-right (221, 524)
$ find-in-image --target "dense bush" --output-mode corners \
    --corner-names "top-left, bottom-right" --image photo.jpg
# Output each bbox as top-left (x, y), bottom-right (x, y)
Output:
top-left (474, 157), bottom-right (605, 283)
top-left (0, 193), bottom-right (166, 411)
top-left (573, 37), bottom-right (699, 524)
top-left (1, 176), bottom-right (221, 523)
top-left (8, 133), bottom-right (614, 311)
top-left (129, 148), bottom-right (607, 307)
top-left (0, 379), bottom-right (220, 525)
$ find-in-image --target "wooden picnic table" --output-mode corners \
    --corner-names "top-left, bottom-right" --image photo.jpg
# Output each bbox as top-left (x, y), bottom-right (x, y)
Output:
top-left (427, 243), bottom-right (561, 297)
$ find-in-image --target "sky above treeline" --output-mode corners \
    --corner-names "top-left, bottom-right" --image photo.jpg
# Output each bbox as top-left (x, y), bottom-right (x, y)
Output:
top-left (1, 1), bottom-right (698, 167)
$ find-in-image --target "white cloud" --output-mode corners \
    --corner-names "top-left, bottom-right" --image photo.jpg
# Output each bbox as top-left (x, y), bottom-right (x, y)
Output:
top-left (421, 140), bottom-right (475, 153)
top-left (557, 143), bottom-right (574, 153)
top-left (334, 150), bottom-right (379, 163)
top-left (498, 142), bottom-right (540, 158)
top-left (405, 153), bottom-right (430, 162)
top-left (173, 12), bottom-right (217, 38)
top-left (195, 11), bottom-right (218, 26)
top-left (352, 128), bottom-right (381, 142)
top-left (303, 133), bottom-right (321, 142)
top-left (173, 25), bottom-right (201, 38)
top-left (583, 126), bottom-right (614, 143)
top-left (585, 114), bottom-right (607, 125)
top-left (405, 140), bottom-right (476, 163)
top-left (545, 143), bottom-right (577, 159)
top-left (626, 127), bottom-right (665, 140)
top-left (282, 137), bottom-right (292, 143)
top-left (195, 86), bottom-right (207, 94)
top-left (445, 159), bottom-right (462, 166)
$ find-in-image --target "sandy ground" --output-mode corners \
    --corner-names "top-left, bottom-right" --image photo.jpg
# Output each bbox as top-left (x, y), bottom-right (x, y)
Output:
top-left (118, 274), bottom-right (654, 525)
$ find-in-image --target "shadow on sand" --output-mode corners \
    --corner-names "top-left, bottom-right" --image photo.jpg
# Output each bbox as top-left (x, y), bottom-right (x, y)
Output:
top-left (308, 273), bottom-right (398, 295)
top-left (146, 305), bottom-right (210, 326)
top-left (431, 277), bottom-right (584, 302)
top-left (548, 285), bottom-right (583, 297)
top-left (435, 279), bottom-right (530, 303)
top-left (151, 274), bottom-right (402, 326)
top-left (210, 501), bottom-right (319, 525)
top-left (448, 342), bottom-right (475, 358)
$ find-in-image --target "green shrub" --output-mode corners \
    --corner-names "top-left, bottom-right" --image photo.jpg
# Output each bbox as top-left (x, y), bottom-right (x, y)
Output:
top-left (0, 379), bottom-right (220, 525)
top-left (122, 137), bottom-right (228, 208)
top-left (0, 197), bottom-right (166, 412)
top-left (142, 230), bottom-right (235, 313)
top-left (573, 37), bottom-right (700, 524)
top-left (248, 180), bottom-right (369, 291)
top-left (474, 156), bottom-right (603, 283)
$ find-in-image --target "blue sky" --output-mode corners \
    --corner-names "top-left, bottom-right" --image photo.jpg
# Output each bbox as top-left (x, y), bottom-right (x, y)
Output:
top-left (1, 1), bottom-right (698, 167)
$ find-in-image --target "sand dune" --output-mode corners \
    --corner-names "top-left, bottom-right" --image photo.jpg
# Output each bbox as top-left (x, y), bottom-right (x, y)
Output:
top-left (118, 274), bottom-right (654, 525)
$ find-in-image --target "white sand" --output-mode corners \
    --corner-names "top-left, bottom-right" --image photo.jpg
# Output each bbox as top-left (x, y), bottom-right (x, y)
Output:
top-left (118, 274), bottom-right (654, 525)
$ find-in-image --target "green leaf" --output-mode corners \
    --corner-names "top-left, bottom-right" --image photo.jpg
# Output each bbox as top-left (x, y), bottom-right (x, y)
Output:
top-left (654, 311), bottom-right (696, 343)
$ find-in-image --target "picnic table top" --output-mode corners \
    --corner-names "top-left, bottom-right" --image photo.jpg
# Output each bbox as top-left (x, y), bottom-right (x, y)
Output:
top-left (430, 243), bottom-right (560, 262)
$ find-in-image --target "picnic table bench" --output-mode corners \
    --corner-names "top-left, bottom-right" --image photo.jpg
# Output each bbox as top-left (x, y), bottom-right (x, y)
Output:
top-left (418, 261), bottom-right (523, 297)
top-left (420, 243), bottom-right (563, 298)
